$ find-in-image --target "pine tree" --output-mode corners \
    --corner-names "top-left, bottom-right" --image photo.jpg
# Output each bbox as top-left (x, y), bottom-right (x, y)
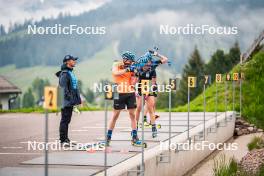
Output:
top-left (0, 25), bottom-right (6, 36)
top-left (85, 88), bottom-right (95, 104)
top-left (205, 42), bottom-right (241, 81)
top-left (22, 88), bottom-right (35, 108)
top-left (205, 49), bottom-right (226, 82)
top-left (226, 41), bottom-right (240, 69)
top-left (176, 47), bottom-right (205, 106)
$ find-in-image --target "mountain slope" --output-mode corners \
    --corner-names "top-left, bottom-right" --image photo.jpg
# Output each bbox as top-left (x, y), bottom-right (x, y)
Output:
top-left (0, 42), bottom-right (173, 93)
top-left (1, 0), bottom-right (264, 72)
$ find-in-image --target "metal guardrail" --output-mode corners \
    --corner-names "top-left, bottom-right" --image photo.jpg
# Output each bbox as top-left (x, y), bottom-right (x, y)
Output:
top-left (241, 30), bottom-right (264, 64)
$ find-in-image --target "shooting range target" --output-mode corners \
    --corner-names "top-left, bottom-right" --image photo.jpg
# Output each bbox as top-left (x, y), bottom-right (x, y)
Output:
top-left (233, 73), bottom-right (239, 81)
top-left (188, 77), bottom-right (197, 88)
top-left (169, 78), bottom-right (177, 90)
top-left (216, 74), bottom-right (222, 83)
top-left (226, 74), bottom-right (232, 81)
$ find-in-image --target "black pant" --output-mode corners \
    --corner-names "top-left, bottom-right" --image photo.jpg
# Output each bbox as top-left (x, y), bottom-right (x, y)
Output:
top-left (59, 106), bottom-right (73, 142)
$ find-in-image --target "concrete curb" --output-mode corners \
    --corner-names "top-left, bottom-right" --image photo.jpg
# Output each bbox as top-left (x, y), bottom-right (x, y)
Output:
top-left (96, 111), bottom-right (236, 176)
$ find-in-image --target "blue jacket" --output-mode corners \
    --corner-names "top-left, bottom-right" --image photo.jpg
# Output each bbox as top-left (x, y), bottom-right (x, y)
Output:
top-left (56, 64), bottom-right (81, 108)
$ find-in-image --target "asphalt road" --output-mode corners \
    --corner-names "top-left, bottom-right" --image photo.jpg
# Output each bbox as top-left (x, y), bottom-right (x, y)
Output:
top-left (0, 110), bottom-right (131, 168)
top-left (0, 110), bottom-right (221, 176)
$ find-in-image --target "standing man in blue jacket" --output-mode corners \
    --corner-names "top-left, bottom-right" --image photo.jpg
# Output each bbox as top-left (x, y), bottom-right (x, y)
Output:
top-left (56, 55), bottom-right (81, 145)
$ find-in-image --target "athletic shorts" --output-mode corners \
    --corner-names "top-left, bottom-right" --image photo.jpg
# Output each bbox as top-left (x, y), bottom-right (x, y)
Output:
top-left (113, 93), bottom-right (137, 110)
top-left (137, 86), bottom-right (158, 97)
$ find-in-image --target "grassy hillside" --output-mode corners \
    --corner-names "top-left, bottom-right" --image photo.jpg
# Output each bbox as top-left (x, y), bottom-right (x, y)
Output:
top-left (0, 43), bottom-right (173, 93)
top-left (0, 44), bottom-right (117, 93)
top-left (174, 51), bottom-right (264, 129)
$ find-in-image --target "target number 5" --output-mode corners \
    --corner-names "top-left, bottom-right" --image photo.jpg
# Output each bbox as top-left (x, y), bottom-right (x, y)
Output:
top-left (169, 79), bottom-right (177, 90)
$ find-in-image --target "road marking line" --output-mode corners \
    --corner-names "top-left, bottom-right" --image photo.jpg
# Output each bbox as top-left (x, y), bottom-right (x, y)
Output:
top-left (71, 133), bottom-right (100, 136)
top-left (2, 147), bottom-right (23, 149)
top-left (20, 141), bottom-right (36, 144)
top-left (0, 153), bottom-right (41, 155)
top-left (81, 127), bottom-right (129, 129)
top-left (20, 140), bottom-right (59, 144)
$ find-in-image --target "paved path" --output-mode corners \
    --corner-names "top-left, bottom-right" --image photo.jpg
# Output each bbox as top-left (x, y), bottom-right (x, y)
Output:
top-left (0, 111), bottom-right (219, 176)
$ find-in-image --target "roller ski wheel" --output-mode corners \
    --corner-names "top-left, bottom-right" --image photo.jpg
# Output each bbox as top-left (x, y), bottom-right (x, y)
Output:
top-left (148, 123), bottom-right (161, 129)
top-left (131, 139), bottom-right (147, 148)
top-left (139, 123), bottom-right (161, 129)
top-left (144, 121), bottom-right (150, 126)
top-left (139, 122), bottom-right (151, 128)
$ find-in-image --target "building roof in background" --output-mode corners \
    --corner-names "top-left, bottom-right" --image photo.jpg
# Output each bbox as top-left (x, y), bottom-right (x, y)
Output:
top-left (0, 76), bottom-right (22, 94)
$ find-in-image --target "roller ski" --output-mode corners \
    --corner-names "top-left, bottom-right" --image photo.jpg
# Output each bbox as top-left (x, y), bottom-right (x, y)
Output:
top-left (131, 130), bottom-right (147, 148)
top-left (138, 115), bottom-right (161, 129)
top-left (131, 136), bottom-right (147, 148)
top-left (138, 122), bottom-right (161, 129)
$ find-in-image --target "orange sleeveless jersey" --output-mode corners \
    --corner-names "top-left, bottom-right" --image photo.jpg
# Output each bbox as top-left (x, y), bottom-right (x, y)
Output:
top-left (112, 61), bottom-right (135, 93)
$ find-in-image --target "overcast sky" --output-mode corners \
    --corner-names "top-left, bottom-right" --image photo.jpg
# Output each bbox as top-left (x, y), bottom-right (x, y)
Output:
top-left (0, 0), bottom-right (110, 29)
top-left (0, 0), bottom-right (263, 58)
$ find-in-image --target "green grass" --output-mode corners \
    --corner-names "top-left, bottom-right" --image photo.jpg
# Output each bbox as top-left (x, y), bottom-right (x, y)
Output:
top-left (174, 51), bottom-right (264, 129)
top-left (256, 165), bottom-right (264, 176)
top-left (213, 155), bottom-right (238, 176)
top-left (247, 136), bottom-right (264, 151)
top-left (173, 76), bottom-right (240, 112)
top-left (0, 106), bottom-right (102, 114)
top-left (0, 107), bottom-right (52, 113)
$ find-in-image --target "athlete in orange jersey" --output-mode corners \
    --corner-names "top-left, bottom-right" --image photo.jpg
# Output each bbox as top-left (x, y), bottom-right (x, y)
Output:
top-left (106, 51), bottom-right (145, 147)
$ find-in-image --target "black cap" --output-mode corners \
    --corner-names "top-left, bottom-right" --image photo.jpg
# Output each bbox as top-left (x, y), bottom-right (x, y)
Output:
top-left (63, 55), bottom-right (78, 63)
